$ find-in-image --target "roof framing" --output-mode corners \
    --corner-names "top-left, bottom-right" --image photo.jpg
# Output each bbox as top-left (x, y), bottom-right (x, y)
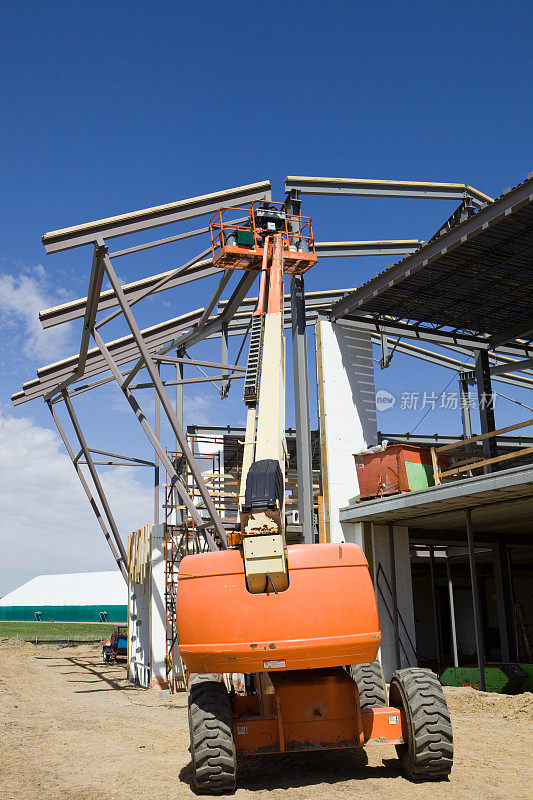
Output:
top-left (40, 240), bottom-right (421, 330)
top-left (285, 176), bottom-right (492, 207)
top-left (12, 308), bottom-right (204, 405)
top-left (314, 240), bottom-right (421, 257)
top-left (12, 171), bottom-right (533, 580)
top-left (42, 181), bottom-right (271, 253)
top-left (329, 174), bottom-right (533, 342)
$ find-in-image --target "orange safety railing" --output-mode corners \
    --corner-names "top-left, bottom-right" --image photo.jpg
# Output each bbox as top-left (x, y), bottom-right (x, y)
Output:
top-left (209, 201), bottom-right (316, 263)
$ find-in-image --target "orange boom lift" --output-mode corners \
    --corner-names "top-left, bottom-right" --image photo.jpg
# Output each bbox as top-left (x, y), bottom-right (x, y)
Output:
top-left (177, 201), bottom-right (453, 793)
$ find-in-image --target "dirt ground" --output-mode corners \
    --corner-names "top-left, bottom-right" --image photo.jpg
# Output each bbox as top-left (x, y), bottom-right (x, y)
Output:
top-left (1, 640), bottom-right (532, 800)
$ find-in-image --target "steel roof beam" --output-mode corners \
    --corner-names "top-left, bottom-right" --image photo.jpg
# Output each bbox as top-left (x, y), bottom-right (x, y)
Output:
top-left (437, 341), bottom-right (533, 374)
top-left (152, 355), bottom-right (247, 372)
top-left (129, 374), bottom-right (245, 390)
top-left (219, 287), bottom-right (350, 316)
top-left (209, 310), bottom-right (533, 363)
top-left (370, 335), bottom-right (533, 390)
top-left (107, 217), bottom-right (246, 258)
top-left (39, 259), bottom-right (218, 329)
top-left (42, 181), bottom-right (271, 253)
top-left (12, 308), bottom-right (204, 405)
top-left (315, 240), bottom-right (421, 257)
top-left (285, 176), bottom-right (492, 207)
top-left (333, 314), bottom-right (533, 358)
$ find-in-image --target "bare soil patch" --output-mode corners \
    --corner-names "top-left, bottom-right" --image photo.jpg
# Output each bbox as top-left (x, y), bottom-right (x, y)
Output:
top-left (1, 640), bottom-right (531, 800)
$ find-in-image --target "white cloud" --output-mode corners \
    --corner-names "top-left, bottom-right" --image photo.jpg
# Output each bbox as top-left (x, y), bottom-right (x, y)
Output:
top-left (0, 265), bottom-right (73, 361)
top-left (184, 392), bottom-right (218, 426)
top-left (0, 409), bottom-right (153, 596)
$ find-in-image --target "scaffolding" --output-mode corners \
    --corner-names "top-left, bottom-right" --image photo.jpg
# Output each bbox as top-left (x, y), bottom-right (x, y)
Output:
top-left (163, 433), bottom-right (240, 690)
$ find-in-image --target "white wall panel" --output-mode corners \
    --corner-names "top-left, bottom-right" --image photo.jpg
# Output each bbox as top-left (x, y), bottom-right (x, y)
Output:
top-left (316, 320), bottom-right (377, 542)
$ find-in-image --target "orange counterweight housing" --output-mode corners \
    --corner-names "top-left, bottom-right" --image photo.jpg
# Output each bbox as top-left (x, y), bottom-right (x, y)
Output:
top-left (177, 542), bottom-right (381, 674)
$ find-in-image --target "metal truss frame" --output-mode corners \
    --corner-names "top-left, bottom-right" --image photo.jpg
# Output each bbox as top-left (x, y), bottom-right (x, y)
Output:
top-left (29, 183), bottom-right (277, 573)
top-left (14, 173), bottom-right (531, 581)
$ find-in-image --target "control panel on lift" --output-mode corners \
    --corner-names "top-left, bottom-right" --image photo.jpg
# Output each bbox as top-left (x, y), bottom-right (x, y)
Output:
top-left (209, 200), bottom-right (317, 274)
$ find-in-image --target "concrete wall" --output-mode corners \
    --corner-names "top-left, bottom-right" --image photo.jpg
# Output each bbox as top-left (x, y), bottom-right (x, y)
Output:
top-left (336, 521), bottom-right (417, 681)
top-left (370, 524), bottom-right (417, 681)
top-left (150, 523), bottom-right (167, 690)
top-left (128, 569), bottom-right (151, 688)
top-left (127, 523), bottom-right (168, 690)
top-left (316, 320), bottom-right (377, 543)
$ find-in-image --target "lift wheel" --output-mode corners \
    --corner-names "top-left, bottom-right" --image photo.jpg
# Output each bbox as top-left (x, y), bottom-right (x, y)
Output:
top-left (187, 673), bottom-right (237, 794)
top-left (389, 667), bottom-right (453, 781)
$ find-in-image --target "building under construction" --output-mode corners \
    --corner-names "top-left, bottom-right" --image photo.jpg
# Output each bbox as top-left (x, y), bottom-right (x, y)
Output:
top-left (12, 173), bottom-right (533, 705)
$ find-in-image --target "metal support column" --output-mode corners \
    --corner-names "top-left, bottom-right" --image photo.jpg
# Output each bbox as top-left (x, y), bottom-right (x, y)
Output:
top-left (221, 321), bottom-right (229, 399)
top-left (290, 273), bottom-right (314, 543)
top-left (286, 191), bottom-right (314, 544)
top-left (388, 524), bottom-right (401, 671)
top-left (465, 508), bottom-right (486, 691)
top-left (154, 363), bottom-right (160, 524)
top-left (101, 254), bottom-right (228, 547)
top-left (445, 553), bottom-right (459, 667)
top-left (493, 540), bottom-right (517, 661)
top-left (459, 373), bottom-right (474, 454)
top-left (175, 352), bottom-right (185, 524)
top-left (61, 391), bottom-right (129, 575)
top-left (429, 544), bottom-right (442, 671)
top-left (47, 401), bottom-right (128, 581)
top-left (475, 350), bottom-right (498, 470)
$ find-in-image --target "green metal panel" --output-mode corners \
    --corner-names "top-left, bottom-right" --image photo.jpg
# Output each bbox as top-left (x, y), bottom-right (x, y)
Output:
top-left (0, 605), bottom-right (127, 623)
top-left (518, 663), bottom-right (533, 691)
top-left (440, 664), bottom-right (528, 693)
top-left (405, 461), bottom-right (435, 490)
top-left (236, 230), bottom-right (254, 247)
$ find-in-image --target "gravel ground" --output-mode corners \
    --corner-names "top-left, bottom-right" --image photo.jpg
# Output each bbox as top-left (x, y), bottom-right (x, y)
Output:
top-left (1, 640), bottom-right (532, 800)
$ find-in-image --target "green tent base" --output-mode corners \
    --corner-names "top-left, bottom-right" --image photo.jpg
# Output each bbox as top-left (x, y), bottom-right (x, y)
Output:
top-left (440, 663), bottom-right (533, 693)
top-left (0, 605), bottom-right (127, 623)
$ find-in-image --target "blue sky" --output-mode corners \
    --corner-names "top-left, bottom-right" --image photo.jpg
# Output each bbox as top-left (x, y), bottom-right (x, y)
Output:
top-left (1, 1), bottom-right (531, 593)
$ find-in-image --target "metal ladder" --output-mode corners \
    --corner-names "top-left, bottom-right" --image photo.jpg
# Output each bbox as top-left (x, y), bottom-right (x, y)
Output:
top-left (243, 315), bottom-right (264, 405)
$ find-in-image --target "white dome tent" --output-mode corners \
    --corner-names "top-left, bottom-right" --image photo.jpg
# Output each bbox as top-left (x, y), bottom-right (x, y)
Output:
top-left (0, 571), bottom-right (127, 623)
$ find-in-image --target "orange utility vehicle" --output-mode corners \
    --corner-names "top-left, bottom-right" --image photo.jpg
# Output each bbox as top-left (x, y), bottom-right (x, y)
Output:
top-left (177, 202), bottom-right (453, 793)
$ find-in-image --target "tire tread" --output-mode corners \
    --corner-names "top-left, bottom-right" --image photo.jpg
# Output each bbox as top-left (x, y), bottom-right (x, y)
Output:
top-left (188, 673), bottom-right (236, 794)
top-left (349, 660), bottom-right (387, 709)
top-left (390, 667), bottom-right (453, 781)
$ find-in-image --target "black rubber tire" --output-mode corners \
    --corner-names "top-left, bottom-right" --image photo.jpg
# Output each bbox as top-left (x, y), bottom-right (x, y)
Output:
top-left (187, 673), bottom-right (237, 794)
top-left (349, 660), bottom-right (387, 709)
top-left (389, 667), bottom-right (453, 781)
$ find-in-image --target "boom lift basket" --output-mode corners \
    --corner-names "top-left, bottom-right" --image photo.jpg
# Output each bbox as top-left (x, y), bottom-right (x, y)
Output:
top-left (209, 201), bottom-right (317, 274)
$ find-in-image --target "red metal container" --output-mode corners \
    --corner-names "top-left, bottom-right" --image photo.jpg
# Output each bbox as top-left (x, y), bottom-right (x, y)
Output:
top-left (355, 444), bottom-right (448, 500)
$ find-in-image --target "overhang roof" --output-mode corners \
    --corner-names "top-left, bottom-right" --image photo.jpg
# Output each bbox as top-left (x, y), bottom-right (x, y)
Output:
top-left (339, 464), bottom-right (533, 535)
top-left (331, 174), bottom-right (533, 344)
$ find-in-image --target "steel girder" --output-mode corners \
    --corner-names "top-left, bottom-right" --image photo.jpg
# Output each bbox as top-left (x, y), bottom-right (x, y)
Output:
top-left (42, 181), bottom-right (271, 253)
top-left (284, 176), bottom-right (492, 207)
